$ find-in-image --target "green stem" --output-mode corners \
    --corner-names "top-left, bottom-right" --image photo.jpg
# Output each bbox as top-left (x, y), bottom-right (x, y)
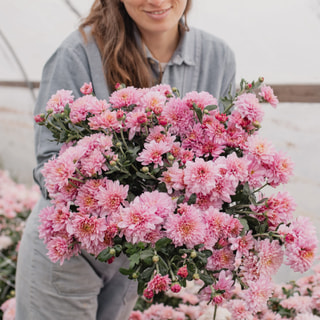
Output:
top-left (120, 128), bottom-right (129, 150)
top-left (213, 304), bottom-right (218, 320)
top-left (253, 182), bottom-right (269, 194)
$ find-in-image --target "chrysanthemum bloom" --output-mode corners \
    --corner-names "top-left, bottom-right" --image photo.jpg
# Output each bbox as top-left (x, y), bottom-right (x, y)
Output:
top-left (69, 213), bottom-right (108, 251)
top-left (225, 299), bottom-right (254, 320)
top-left (264, 191), bottom-right (296, 229)
top-left (206, 248), bottom-right (235, 272)
top-left (80, 82), bottom-right (93, 95)
top-left (139, 190), bottom-right (176, 220)
top-left (96, 179), bottom-right (129, 216)
top-left (213, 270), bottom-right (235, 301)
top-left (69, 95), bottom-right (100, 123)
top-left (146, 126), bottom-right (175, 145)
top-left (176, 304), bottom-right (203, 320)
top-left (42, 148), bottom-right (80, 194)
top-left (242, 277), bottom-right (274, 313)
top-left (118, 197), bottom-right (163, 244)
top-left (183, 90), bottom-right (218, 110)
top-left (46, 89), bottom-right (74, 113)
top-left (74, 179), bottom-right (107, 216)
top-left (136, 140), bottom-right (172, 167)
top-left (257, 239), bottom-right (284, 277)
top-left (183, 158), bottom-right (216, 196)
top-left (259, 85), bottom-right (279, 108)
top-left (229, 231), bottom-right (255, 259)
top-left (140, 90), bottom-right (166, 115)
top-left (234, 92), bottom-right (264, 124)
top-left (224, 152), bottom-right (249, 182)
top-left (202, 208), bottom-right (230, 248)
top-left (244, 134), bottom-right (275, 165)
top-left (160, 161), bottom-right (185, 194)
top-left (125, 109), bottom-right (149, 140)
top-left (46, 235), bottom-right (79, 265)
top-left (128, 310), bottom-right (144, 320)
top-left (88, 109), bottom-right (120, 131)
top-left (165, 206), bottom-right (206, 248)
top-left (264, 151), bottom-right (294, 187)
top-left (109, 86), bottom-right (142, 108)
top-left (79, 147), bottom-right (108, 177)
top-left (147, 273), bottom-right (171, 294)
top-left (177, 265), bottom-right (188, 278)
top-left (0, 297), bottom-right (16, 320)
top-left (162, 97), bottom-right (194, 136)
top-left (280, 294), bottom-right (313, 313)
top-left (204, 118), bottom-right (227, 145)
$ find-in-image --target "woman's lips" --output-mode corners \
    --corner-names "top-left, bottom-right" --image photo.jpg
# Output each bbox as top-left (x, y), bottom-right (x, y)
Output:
top-left (144, 7), bottom-right (171, 19)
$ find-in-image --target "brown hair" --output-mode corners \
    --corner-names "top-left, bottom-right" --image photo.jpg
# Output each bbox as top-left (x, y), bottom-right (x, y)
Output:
top-left (79, 0), bottom-right (192, 91)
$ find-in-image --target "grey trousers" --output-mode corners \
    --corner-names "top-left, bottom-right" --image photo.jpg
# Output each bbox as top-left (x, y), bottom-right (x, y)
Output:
top-left (15, 198), bottom-right (137, 320)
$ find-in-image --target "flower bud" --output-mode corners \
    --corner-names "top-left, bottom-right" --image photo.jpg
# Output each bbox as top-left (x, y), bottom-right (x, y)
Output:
top-left (193, 273), bottom-right (200, 280)
top-left (190, 250), bottom-right (197, 259)
top-left (259, 77), bottom-right (265, 83)
top-left (132, 272), bottom-right (139, 279)
top-left (171, 283), bottom-right (181, 293)
top-left (141, 167), bottom-right (149, 173)
top-left (109, 248), bottom-right (116, 255)
top-left (152, 255), bottom-right (159, 263)
top-left (109, 160), bottom-right (116, 166)
top-left (116, 142), bottom-right (122, 148)
top-left (167, 154), bottom-right (174, 161)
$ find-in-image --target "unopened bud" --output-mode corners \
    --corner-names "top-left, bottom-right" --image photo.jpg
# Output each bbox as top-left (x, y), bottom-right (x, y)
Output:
top-left (167, 154), bottom-right (174, 161)
top-left (193, 273), bottom-right (200, 280)
top-left (259, 77), bottom-right (264, 83)
top-left (152, 255), bottom-right (159, 263)
top-left (109, 248), bottom-right (116, 255)
top-left (190, 250), bottom-right (197, 259)
top-left (141, 167), bottom-right (149, 173)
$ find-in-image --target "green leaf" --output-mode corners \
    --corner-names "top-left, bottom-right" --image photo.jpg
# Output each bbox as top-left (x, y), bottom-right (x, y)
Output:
top-left (129, 252), bottom-right (140, 269)
top-left (192, 103), bottom-right (203, 123)
top-left (199, 272), bottom-right (214, 286)
top-left (140, 248), bottom-right (154, 261)
top-left (96, 249), bottom-right (113, 263)
top-left (187, 193), bottom-right (197, 205)
top-left (119, 268), bottom-right (134, 276)
top-left (239, 218), bottom-right (249, 232)
top-left (204, 104), bottom-right (218, 112)
top-left (155, 238), bottom-right (172, 251)
top-left (140, 266), bottom-right (155, 281)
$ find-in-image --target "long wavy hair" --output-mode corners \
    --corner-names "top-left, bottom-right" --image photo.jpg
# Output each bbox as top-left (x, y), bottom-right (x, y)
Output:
top-left (79, 0), bottom-right (192, 91)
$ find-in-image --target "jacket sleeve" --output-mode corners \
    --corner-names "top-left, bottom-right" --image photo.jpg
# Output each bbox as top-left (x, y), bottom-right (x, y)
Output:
top-left (33, 42), bottom-right (92, 199)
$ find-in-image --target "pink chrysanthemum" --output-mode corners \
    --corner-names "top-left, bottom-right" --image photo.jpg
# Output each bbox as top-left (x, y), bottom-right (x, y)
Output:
top-left (257, 239), bottom-right (284, 277)
top-left (160, 162), bottom-right (185, 194)
top-left (46, 89), bottom-right (74, 114)
top-left (183, 158), bottom-right (216, 196)
top-left (183, 90), bottom-right (218, 111)
top-left (283, 216), bottom-right (318, 273)
top-left (46, 235), bottom-right (80, 265)
top-left (244, 134), bottom-right (275, 165)
top-left (280, 294), bottom-right (313, 313)
top-left (136, 140), bottom-right (172, 168)
top-left (80, 82), bottom-right (93, 95)
top-left (147, 273), bottom-right (171, 294)
top-left (139, 190), bottom-right (176, 220)
top-left (234, 92), bottom-right (264, 124)
top-left (96, 179), bottom-right (129, 216)
top-left (118, 197), bottom-right (163, 244)
top-left (140, 90), bottom-right (166, 115)
top-left (165, 206), bottom-right (206, 248)
top-left (109, 86), bottom-right (142, 108)
top-left (229, 231), bottom-right (255, 259)
top-left (69, 95), bottom-right (100, 123)
top-left (206, 248), bottom-right (235, 272)
top-left (162, 97), bottom-right (194, 136)
top-left (242, 277), bottom-right (274, 313)
top-left (259, 85), bottom-right (279, 108)
top-left (69, 213), bottom-right (108, 251)
top-left (264, 151), bottom-right (294, 187)
top-left (88, 109), bottom-right (120, 131)
top-left (225, 299), bottom-right (254, 320)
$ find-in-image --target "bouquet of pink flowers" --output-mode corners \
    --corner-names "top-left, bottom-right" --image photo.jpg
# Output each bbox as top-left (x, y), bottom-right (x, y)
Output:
top-left (35, 78), bottom-right (318, 318)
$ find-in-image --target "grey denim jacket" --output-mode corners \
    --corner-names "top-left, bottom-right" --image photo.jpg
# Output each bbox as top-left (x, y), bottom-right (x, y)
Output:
top-left (33, 27), bottom-right (236, 198)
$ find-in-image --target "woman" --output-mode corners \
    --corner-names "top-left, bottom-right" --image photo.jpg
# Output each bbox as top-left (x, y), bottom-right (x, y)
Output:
top-left (15, 0), bottom-right (236, 319)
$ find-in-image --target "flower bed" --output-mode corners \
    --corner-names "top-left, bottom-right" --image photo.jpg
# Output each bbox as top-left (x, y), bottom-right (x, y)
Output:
top-left (0, 170), bottom-right (40, 318)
